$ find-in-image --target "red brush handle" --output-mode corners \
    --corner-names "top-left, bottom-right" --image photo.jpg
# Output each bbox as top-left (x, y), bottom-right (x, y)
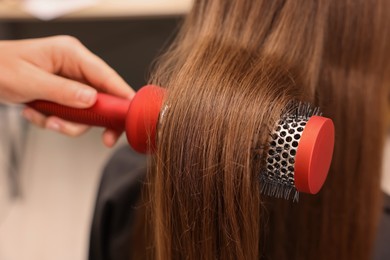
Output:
top-left (27, 85), bottom-right (165, 154)
top-left (27, 93), bottom-right (131, 131)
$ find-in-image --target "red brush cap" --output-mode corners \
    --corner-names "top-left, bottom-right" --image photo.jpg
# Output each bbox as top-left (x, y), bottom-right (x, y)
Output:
top-left (126, 85), bottom-right (166, 153)
top-left (294, 116), bottom-right (335, 194)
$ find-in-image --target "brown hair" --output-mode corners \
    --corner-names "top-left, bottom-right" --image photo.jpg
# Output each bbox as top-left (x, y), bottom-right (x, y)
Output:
top-left (134, 0), bottom-right (390, 259)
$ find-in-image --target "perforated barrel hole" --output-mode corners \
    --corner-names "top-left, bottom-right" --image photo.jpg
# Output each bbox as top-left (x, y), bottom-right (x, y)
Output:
top-left (264, 116), bottom-right (311, 186)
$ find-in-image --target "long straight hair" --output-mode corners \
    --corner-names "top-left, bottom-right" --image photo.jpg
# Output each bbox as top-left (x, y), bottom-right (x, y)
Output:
top-left (135, 0), bottom-right (390, 259)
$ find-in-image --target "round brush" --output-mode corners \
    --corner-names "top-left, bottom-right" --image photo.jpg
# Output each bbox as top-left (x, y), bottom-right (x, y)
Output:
top-left (27, 85), bottom-right (334, 198)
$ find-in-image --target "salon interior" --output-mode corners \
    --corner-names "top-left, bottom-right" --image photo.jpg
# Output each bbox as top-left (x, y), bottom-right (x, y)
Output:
top-left (0, 1), bottom-right (389, 260)
top-left (0, 1), bottom-right (190, 259)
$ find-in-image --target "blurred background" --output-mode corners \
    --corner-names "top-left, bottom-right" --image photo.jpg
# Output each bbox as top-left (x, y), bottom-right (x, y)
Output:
top-left (0, 1), bottom-right (191, 259)
top-left (0, 1), bottom-right (388, 260)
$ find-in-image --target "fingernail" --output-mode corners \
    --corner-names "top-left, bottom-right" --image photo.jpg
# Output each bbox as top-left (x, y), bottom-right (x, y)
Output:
top-left (78, 88), bottom-right (97, 105)
top-left (104, 132), bottom-right (117, 147)
top-left (128, 93), bottom-right (135, 100)
top-left (46, 120), bottom-right (60, 131)
top-left (109, 133), bottom-right (117, 146)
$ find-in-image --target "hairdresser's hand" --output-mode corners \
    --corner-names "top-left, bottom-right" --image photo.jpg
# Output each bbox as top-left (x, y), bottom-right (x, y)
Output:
top-left (0, 36), bottom-right (134, 147)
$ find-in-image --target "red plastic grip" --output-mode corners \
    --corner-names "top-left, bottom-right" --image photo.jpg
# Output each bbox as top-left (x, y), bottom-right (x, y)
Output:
top-left (27, 93), bottom-right (131, 131)
top-left (27, 85), bottom-right (166, 154)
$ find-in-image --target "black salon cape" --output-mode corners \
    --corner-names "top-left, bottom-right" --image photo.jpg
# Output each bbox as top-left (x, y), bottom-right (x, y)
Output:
top-left (374, 194), bottom-right (390, 260)
top-left (88, 146), bottom-right (390, 260)
top-left (89, 146), bottom-right (146, 260)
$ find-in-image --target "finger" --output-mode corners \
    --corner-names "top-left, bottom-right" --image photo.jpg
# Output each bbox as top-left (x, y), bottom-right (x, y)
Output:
top-left (102, 128), bottom-right (122, 147)
top-left (22, 107), bottom-right (47, 128)
top-left (45, 117), bottom-right (90, 137)
top-left (48, 36), bottom-right (135, 99)
top-left (80, 53), bottom-right (135, 99)
top-left (23, 63), bottom-right (97, 108)
top-left (23, 107), bottom-right (90, 136)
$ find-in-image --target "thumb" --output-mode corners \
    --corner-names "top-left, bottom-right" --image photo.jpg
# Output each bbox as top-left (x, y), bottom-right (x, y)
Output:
top-left (28, 66), bottom-right (97, 108)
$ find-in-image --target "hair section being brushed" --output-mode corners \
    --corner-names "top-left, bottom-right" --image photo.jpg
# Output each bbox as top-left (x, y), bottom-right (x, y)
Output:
top-left (131, 0), bottom-right (390, 259)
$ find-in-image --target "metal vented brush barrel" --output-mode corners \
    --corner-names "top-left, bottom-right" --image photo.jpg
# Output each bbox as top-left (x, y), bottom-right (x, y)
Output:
top-left (261, 105), bottom-right (334, 200)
